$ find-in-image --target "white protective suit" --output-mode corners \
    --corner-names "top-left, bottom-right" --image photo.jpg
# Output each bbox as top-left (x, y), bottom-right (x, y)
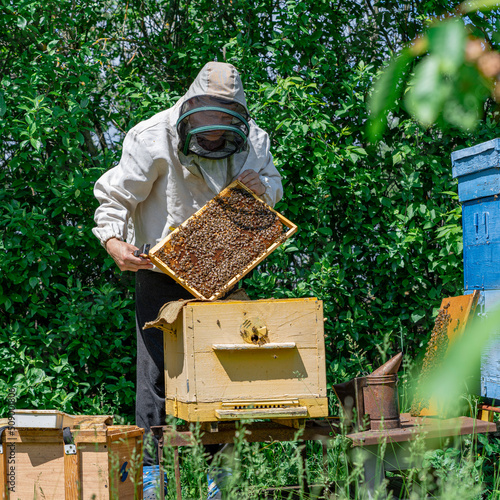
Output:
top-left (92, 62), bottom-right (283, 260)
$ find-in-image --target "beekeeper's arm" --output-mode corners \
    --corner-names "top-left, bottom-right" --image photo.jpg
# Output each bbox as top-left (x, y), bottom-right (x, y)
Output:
top-left (93, 129), bottom-right (155, 272)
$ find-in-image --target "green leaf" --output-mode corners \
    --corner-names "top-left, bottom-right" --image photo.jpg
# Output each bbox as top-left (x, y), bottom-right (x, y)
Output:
top-left (428, 19), bottom-right (466, 73)
top-left (318, 227), bottom-right (332, 236)
top-left (462, 0), bottom-right (500, 13)
top-left (405, 55), bottom-right (451, 126)
top-left (443, 65), bottom-right (489, 130)
top-left (392, 152), bottom-right (403, 165)
top-left (411, 312), bottom-right (425, 323)
top-left (367, 48), bottom-right (414, 140)
top-left (16, 16), bottom-right (27, 29)
top-left (0, 92), bottom-right (6, 117)
top-left (30, 138), bottom-right (42, 151)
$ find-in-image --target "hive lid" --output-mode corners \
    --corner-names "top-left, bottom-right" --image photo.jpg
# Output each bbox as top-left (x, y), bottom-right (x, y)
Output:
top-left (12, 409), bottom-right (113, 429)
top-left (451, 138), bottom-right (500, 179)
top-left (149, 180), bottom-right (297, 301)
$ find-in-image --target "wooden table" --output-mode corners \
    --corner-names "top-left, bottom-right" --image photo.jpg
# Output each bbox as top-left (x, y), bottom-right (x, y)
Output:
top-left (152, 414), bottom-right (496, 499)
top-left (349, 413), bottom-right (497, 498)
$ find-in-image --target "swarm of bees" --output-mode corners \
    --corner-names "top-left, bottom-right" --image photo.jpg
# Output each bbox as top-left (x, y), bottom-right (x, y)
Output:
top-left (152, 185), bottom-right (293, 300)
top-left (410, 302), bottom-right (452, 416)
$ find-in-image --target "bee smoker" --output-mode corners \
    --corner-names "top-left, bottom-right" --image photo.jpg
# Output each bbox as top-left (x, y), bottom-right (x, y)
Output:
top-left (333, 352), bottom-right (403, 431)
top-left (363, 373), bottom-right (400, 430)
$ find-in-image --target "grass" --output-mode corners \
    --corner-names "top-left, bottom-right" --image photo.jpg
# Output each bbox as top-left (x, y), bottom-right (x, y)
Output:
top-left (149, 321), bottom-right (500, 499)
top-left (148, 408), bottom-right (500, 500)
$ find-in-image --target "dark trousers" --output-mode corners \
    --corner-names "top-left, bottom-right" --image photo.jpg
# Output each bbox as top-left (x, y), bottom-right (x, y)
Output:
top-left (135, 270), bottom-right (193, 466)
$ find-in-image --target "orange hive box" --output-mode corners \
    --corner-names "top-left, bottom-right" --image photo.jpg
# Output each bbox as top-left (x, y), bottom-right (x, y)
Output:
top-left (149, 180), bottom-right (297, 301)
top-left (410, 291), bottom-right (480, 417)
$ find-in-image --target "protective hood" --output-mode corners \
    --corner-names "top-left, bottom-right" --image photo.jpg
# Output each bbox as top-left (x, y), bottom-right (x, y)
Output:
top-left (176, 62), bottom-right (250, 159)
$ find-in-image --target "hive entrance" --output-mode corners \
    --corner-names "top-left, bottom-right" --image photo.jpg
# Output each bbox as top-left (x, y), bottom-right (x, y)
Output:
top-left (150, 180), bottom-right (297, 300)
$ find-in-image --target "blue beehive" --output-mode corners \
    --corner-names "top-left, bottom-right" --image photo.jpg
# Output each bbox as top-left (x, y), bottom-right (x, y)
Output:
top-left (460, 195), bottom-right (500, 290)
top-left (478, 290), bottom-right (500, 399)
top-left (452, 138), bottom-right (500, 400)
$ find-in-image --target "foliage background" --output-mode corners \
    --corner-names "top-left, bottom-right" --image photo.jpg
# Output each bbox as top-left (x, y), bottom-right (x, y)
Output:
top-left (1, 0), bottom-right (499, 420)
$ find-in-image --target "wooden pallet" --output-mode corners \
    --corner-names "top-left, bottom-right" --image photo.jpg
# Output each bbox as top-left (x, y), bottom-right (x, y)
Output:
top-left (149, 180), bottom-right (297, 301)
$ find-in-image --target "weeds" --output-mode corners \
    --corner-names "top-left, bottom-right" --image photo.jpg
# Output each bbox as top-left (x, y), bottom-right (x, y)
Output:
top-left (153, 402), bottom-right (499, 500)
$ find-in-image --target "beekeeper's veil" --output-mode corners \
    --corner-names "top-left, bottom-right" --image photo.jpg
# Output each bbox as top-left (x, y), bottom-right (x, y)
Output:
top-left (177, 62), bottom-right (250, 159)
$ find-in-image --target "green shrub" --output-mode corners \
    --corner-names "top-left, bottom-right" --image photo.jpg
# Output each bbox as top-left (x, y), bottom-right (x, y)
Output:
top-left (1, 0), bottom-right (496, 420)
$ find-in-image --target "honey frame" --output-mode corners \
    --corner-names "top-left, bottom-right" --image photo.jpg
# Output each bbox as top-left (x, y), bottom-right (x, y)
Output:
top-left (149, 180), bottom-right (297, 301)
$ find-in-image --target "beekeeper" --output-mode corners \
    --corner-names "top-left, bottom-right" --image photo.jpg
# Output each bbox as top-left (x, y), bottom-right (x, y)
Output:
top-left (92, 62), bottom-right (283, 467)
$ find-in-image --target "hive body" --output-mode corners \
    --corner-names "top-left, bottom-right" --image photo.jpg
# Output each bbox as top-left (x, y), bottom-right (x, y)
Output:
top-left (0, 424), bottom-right (143, 500)
top-left (163, 298), bottom-right (329, 422)
top-left (452, 139), bottom-right (500, 400)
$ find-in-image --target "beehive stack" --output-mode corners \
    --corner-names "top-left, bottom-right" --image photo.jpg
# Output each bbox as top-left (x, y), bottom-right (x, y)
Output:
top-left (162, 298), bottom-right (329, 422)
top-left (150, 180), bottom-right (297, 300)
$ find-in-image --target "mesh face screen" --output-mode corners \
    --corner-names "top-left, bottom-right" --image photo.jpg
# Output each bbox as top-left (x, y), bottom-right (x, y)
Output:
top-left (177, 96), bottom-right (250, 159)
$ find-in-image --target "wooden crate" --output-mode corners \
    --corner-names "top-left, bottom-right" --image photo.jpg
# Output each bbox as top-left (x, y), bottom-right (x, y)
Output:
top-left (163, 298), bottom-right (328, 422)
top-left (0, 423), bottom-right (143, 500)
top-left (149, 180), bottom-right (297, 301)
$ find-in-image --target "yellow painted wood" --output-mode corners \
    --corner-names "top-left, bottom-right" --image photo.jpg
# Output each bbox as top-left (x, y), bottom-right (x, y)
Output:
top-left (166, 398), bottom-right (329, 422)
top-left (185, 299), bottom-right (321, 351)
top-left (480, 409), bottom-right (494, 422)
top-left (193, 349), bottom-right (323, 402)
top-left (164, 314), bottom-right (196, 404)
top-left (215, 407), bottom-right (308, 419)
top-left (220, 399), bottom-right (300, 407)
top-left (164, 298), bottom-right (328, 422)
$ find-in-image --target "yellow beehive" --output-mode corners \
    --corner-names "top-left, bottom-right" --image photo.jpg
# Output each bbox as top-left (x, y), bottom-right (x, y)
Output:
top-left (163, 298), bottom-right (328, 423)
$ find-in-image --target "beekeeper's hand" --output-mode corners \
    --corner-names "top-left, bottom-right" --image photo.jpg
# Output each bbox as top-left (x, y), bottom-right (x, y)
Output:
top-left (105, 238), bottom-right (154, 272)
top-left (237, 169), bottom-right (266, 196)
